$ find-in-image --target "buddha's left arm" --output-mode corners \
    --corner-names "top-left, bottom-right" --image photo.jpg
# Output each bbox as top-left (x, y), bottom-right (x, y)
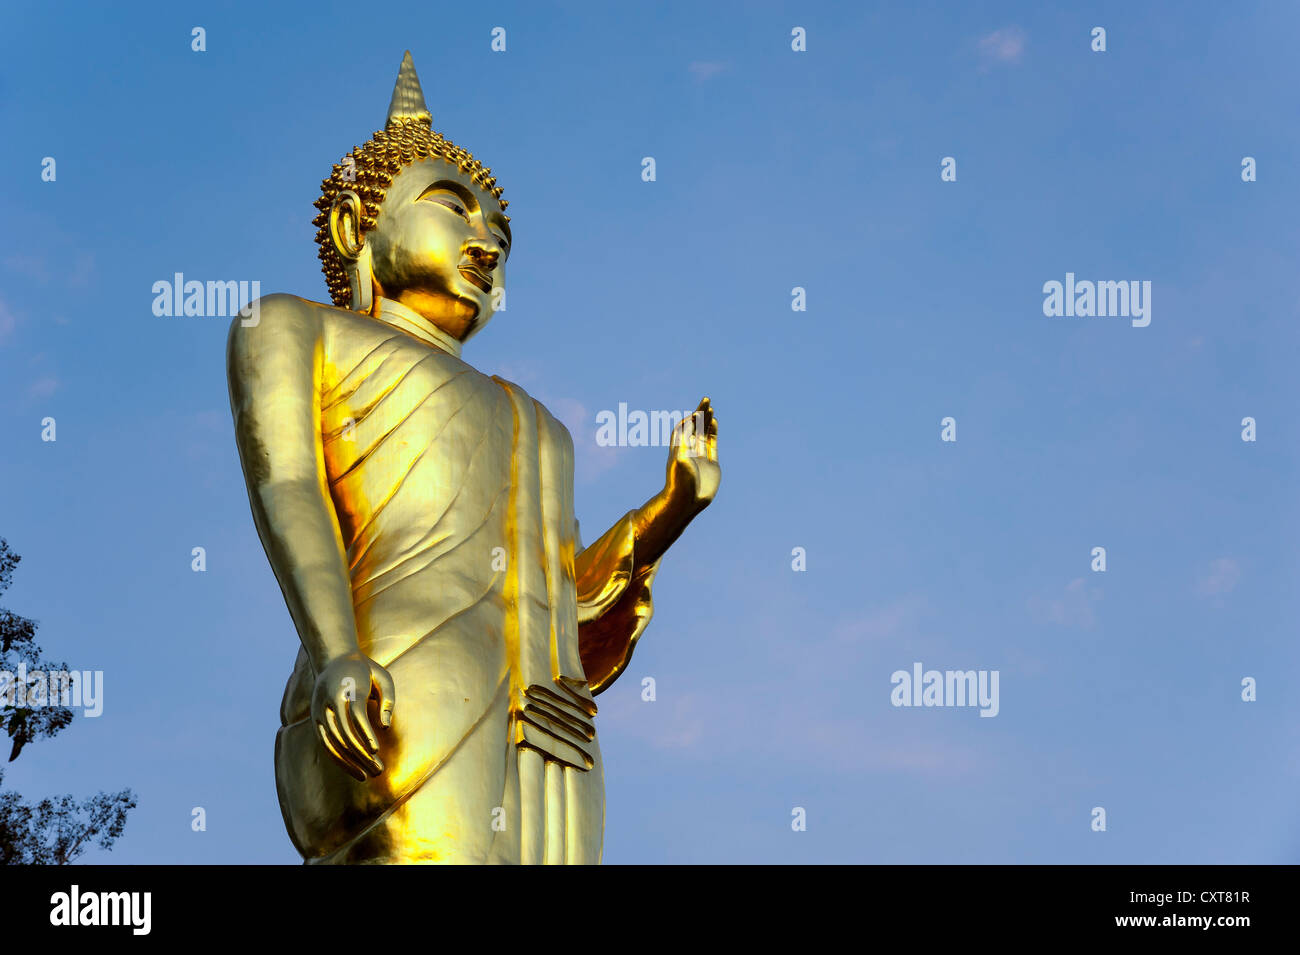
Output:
top-left (575, 398), bottom-right (719, 693)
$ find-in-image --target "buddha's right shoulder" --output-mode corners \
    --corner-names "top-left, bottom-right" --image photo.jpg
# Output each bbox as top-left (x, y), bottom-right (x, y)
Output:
top-left (226, 293), bottom-right (333, 344)
top-left (226, 294), bottom-right (345, 381)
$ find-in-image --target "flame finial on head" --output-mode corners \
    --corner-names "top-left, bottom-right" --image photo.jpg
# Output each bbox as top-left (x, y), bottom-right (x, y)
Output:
top-left (386, 50), bottom-right (431, 126)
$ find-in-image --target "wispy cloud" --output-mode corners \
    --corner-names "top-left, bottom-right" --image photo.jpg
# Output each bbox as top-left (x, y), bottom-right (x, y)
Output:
top-left (1197, 557), bottom-right (1240, 597)
top-left (831, 595), bottom-right (927, 645)
top-left (545, 395), bottom-right (620, 482)
top-left (27, 376), bottom-right (59, 400)
top-left (598, 592), bottom-right (994, 780)
top-left (1027, 577), bottom-right (1099, 628)
top-left (977, 26), bottom-right (1026, 67)
top-left (600, 683), bottom-right (990, 778)
top-left (688, 60), bottom-right (727, 81)
top-left (69, 252), bottom-right (96, 288)
top-left (0, 299), bottom-right (15, 344)
top-left (4, 255), bottom-right (52, 283)
top-left (4, 239), bottom-right (94, 288)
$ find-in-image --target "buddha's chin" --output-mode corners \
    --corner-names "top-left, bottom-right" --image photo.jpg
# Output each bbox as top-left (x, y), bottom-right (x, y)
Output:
top-left (453, 287), bottom-right (492, 320)
top-left (391, 285), bottom-right (481, 321)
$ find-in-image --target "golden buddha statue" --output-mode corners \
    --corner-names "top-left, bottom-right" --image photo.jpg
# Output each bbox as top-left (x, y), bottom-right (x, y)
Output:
top-left (226, 52), bottom-right (719, 864)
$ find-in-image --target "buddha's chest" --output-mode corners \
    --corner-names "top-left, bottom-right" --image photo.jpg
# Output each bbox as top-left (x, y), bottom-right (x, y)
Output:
top-left (318, 330), bottom-right (516, 541)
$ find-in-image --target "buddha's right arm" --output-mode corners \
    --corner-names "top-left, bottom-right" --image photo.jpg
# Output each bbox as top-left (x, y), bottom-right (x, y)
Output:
top-left (226, 295), bottom-right (360, 673)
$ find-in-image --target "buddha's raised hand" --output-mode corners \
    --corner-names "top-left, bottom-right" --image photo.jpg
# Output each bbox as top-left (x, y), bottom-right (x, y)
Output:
top-left (665, 397), bottom-right (720, 514)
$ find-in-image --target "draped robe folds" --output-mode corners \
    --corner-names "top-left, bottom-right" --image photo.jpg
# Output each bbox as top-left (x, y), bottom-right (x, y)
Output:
top-left (273, 307), bottom-right (660, 865)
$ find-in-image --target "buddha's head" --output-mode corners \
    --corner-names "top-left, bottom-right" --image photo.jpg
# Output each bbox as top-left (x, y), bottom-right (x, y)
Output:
top-left (313, 52), bottom-right (510, 344)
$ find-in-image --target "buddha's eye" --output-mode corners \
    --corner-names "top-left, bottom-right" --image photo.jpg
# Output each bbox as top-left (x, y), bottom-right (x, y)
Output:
top-left (492, 232), bottom-right (509, 249)
top-left (422, 193), bottom-right (470, 220)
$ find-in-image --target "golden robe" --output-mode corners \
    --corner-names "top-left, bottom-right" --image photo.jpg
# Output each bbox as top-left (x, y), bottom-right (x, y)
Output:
top-left (263, 301), bottom-right (658, 864)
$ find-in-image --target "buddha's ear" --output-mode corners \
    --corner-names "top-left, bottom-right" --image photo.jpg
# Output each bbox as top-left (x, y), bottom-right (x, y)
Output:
top-left (329, 190), bottom-right (366, 261)
top-left (329, 190), bottom-right (374, 312)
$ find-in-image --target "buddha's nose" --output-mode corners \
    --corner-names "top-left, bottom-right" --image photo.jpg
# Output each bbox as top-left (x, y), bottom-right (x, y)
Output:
top-left (465, 242), bottom-right (499, 272)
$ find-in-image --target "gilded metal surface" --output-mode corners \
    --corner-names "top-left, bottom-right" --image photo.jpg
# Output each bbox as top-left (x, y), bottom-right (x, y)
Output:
top-left (226, 53), bottom-right (718, 864)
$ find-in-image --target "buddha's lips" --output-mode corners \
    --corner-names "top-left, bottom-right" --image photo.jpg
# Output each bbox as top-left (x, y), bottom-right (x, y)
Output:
top-left (459, 265), bottom-right (493, 292)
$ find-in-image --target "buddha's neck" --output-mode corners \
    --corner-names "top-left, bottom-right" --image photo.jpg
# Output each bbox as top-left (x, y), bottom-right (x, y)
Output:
top-left (375, 297), bottom-right (463, 358)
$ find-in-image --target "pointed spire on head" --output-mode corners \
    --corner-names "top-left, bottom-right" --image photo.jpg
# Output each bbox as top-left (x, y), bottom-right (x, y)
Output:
top-left (386, 51), bottom-right (432, 127)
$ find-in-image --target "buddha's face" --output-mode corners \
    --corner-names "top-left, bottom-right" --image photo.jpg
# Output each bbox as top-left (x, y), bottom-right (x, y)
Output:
top-left (363, 158), bottom-right (511, 341)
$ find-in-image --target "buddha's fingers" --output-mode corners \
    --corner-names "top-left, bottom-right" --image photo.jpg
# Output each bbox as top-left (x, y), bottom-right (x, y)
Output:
top-left (326, 705), bottom-right (381, 777)
top-left (690, 409), bottom-right (709, 455)
top-left (347, 695), bottom-right (381, 757)
top-left (696, 402), bottom-right (716, 452)
top-left (370, 664), bottom-right (396, 729)
top-left (316, 721), bottom-right (369, 782)
top-left (679, 417), bottom-right (693, 452)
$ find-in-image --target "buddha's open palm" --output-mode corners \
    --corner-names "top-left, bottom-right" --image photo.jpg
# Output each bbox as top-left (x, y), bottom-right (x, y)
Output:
top-left (666, 397), bottom-right (720, 512)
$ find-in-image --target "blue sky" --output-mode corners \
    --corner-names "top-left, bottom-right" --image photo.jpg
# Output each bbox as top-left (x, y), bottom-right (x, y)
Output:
top-left (1, 0), bottom-right (1297, 863)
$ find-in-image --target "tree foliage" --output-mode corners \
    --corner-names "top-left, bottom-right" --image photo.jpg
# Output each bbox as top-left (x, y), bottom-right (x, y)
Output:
top-left (0, 538), bottom-right (135, 863)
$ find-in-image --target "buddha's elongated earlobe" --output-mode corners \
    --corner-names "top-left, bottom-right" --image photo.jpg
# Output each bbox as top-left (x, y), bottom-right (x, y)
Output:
top-left (349, 245), bottom-right (374, 313)
top-left (329, 190), bottom-right (373, 312)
